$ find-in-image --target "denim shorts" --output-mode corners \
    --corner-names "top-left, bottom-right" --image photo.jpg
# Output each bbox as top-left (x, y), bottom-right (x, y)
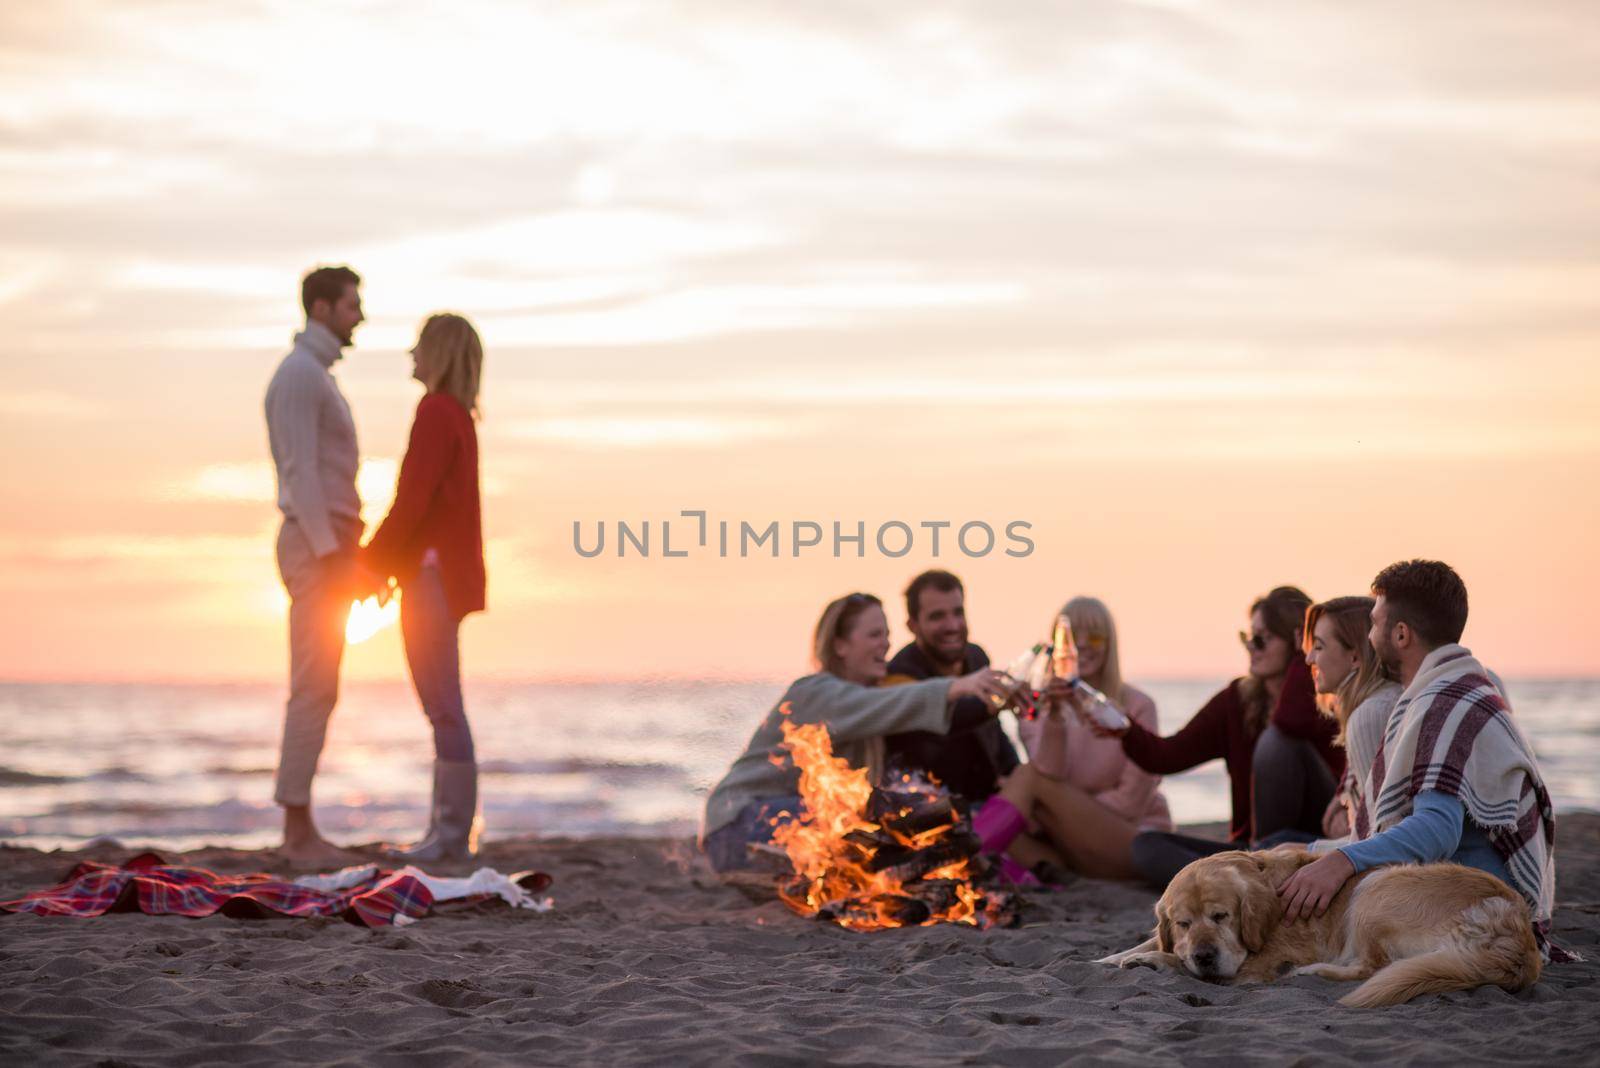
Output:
top-left (703, 795), bottom-right (803, 873)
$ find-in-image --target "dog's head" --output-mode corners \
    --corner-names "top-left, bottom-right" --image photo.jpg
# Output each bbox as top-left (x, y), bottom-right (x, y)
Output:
top-left (1153, 849), bottom-right (1312, 981)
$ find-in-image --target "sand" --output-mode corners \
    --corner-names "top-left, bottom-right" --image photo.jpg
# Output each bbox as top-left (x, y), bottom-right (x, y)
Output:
top-left (3, 816), bottom-right (1599, 1067)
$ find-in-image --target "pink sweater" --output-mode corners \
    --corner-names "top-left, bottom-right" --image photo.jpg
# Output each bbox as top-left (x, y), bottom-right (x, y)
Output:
top-left (1019, 684), bottom-right (1173, 832)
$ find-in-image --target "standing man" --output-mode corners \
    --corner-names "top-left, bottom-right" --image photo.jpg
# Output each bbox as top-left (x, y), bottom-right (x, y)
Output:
top-left (265, 265), bottom-right (369, 864)
top-left (883, 570), bottom-right (1020, 803)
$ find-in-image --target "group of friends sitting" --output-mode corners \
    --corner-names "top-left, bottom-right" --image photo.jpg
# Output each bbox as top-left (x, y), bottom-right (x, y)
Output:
top-left (701, 559), bottom-right (1560, 956)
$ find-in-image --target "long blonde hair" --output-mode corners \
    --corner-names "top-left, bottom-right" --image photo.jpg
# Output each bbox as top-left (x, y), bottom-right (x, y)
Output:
top-left (1303, 595), bottom-right (1396, 745)
top-left (414, 313), bottom-right (483, 419)
top-left (1058, 596), bottom-right (1125, 705)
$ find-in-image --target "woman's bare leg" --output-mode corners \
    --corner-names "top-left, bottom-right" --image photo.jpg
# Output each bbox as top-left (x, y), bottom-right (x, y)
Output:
top-left (1005, 831), bottom-right (1069, 871)
top-left (993, 762), bottom-right (1039, 813)
top-left (1028, 775), bottom-right (1141, 880)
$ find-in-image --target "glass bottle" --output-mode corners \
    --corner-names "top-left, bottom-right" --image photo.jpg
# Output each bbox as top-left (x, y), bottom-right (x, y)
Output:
top-left (1051, 612), bottom-right (1130, 731)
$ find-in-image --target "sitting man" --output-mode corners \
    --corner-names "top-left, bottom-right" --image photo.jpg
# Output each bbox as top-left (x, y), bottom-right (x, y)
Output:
top-left (882, 570), bottom-right (1020, 805)
top-left (1278, 559), bottom-right (1566, 960)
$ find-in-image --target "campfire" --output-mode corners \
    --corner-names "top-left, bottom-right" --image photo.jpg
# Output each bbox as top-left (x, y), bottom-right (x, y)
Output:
top-left (767, 708), bottom-right (1017, 931)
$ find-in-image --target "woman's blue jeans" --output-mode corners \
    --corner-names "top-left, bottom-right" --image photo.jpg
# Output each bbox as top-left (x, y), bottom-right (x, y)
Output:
top-left (401, 566), bottom-right (475, 764)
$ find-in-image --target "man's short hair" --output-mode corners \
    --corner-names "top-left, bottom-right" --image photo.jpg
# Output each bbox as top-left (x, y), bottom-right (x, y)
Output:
top-left (301, 265), bottom-right (361, 316)
top-left (905, 569), bottom-right (963, 621)
top-left (1371, 559), bottom-right (1469, 649)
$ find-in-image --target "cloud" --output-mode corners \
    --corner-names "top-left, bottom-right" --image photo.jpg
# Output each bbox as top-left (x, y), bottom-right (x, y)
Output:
top-left (0, 533), bottom-right (264, 565)
top-left (502, 415), bottom-right (809, 451)
top-left (169, 458), bottom-right (400, 520)
top-left (0, 390), bottom-right (106, 419)
top-left (4, 0), bottom-right (1598, 370)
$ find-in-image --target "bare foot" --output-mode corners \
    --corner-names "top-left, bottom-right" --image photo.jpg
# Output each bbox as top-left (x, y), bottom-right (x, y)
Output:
top-left (276, 837), bottom-right (363, 870)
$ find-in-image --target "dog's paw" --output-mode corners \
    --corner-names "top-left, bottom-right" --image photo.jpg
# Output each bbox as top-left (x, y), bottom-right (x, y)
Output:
top-left (1117, 953), bottom-right (1168, 971)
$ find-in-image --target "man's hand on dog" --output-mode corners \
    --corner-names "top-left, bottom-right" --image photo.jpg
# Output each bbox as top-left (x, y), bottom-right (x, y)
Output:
top-left (1278, 849), bottom-right (1355, 923)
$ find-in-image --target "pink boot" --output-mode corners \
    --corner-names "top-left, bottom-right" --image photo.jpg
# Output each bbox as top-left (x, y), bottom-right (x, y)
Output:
top-left (995, 855), bottom-right (1043, 887)
top-left (972, 796), bottom-right (1027, 855)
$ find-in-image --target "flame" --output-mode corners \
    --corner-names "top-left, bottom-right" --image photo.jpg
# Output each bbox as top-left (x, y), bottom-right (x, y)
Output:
top-left (345, 591), bottom-right (400, 645)
top-left (769, 712), bottom-right (1009, 931)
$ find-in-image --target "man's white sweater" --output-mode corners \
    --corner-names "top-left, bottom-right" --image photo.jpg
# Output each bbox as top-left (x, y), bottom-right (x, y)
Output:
top-left (264, 320), bottom-right (361, 557)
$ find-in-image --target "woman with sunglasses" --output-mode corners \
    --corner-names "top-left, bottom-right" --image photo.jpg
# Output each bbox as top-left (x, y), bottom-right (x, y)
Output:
top-left (975, 597), bottom-right (1172, 881)
top-left (700, 592), bottom-right (1011, 873)
top-left (1067, 585), bottom-right (1343, 888)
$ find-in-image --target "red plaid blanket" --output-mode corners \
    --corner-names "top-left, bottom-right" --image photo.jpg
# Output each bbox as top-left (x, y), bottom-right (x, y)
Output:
top-left (0, 853), bottom-right (443, 928)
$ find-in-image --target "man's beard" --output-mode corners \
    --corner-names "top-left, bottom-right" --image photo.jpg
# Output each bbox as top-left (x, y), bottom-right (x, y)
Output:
top-left (1373, 636), bottom-right (1401, 675)
top-left (921, 636), bottom-right (967, 671)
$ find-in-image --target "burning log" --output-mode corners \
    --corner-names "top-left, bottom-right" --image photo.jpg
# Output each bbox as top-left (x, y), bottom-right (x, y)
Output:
top-left (817, 895), bottom-right (931, 928)
top-left (876, 834), bottom-right (981, 883)
top-left (867, 791), bottom-right (956, 835)
top-left (900, 878), bottom-right (963, 914)
top-left (842, 827), bottom-right (900, 854)
top-left (768, 716), bottom-right (1021, 931)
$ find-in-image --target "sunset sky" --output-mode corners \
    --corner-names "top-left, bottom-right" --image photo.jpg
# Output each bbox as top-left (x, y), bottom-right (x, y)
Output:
top-left (2, 0), bottom-right (1597, 683)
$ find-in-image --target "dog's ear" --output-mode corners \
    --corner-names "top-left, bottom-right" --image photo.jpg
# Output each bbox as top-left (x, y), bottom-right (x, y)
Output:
top-left (1238, 877), bottom-right (1279, 953)
top-left (1155, 900), bottom-right (1174, 953)
top-left (1253, 848), bottom-right (1317, 888)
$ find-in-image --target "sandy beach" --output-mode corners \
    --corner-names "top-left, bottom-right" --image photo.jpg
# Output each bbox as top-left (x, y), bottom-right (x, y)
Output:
top-left (3, 815), bottom-right (1598, 1067)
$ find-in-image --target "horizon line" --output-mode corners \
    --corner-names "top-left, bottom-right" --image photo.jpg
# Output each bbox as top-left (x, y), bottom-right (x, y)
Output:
top-left (5, 671), bottom-right (1600, 688)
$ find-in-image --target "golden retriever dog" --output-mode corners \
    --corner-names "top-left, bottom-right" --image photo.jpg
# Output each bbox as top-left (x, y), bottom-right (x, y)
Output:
top-left (1097, 849), bottom-right (1541, 1007)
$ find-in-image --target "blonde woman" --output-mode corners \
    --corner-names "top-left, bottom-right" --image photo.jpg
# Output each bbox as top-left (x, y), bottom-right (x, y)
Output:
top-left (700, 593), bottom-right (1010, 873)
top-left (980, 596), bottom-right (1171, 882)
top-left (1300, 595), bottom-right (1401, 849)
top-left (361, 313), bottom-right (487, 861)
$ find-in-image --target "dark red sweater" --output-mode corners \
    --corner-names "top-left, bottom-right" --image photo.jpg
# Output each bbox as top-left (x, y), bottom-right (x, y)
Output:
top-left (363, 393), bottom-right (485, 619)
top-left (1120, 656), bottom-right (1341, 842)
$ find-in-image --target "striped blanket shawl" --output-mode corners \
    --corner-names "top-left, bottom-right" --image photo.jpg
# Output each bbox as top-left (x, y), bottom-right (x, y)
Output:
top-left (1355, 644), bottom-right (1560, 955)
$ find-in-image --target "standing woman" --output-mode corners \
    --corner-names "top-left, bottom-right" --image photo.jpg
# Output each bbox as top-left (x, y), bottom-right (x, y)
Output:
top-left (361, 313), bottom-right (487, 861)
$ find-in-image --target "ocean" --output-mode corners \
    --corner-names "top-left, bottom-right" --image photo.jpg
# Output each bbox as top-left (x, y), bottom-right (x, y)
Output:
top-left (2, 678), bottom-right (1597, 852)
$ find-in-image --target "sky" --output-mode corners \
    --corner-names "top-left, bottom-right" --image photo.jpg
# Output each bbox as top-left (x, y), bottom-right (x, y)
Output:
top-left (1, 0), bottom-right (1597, 684)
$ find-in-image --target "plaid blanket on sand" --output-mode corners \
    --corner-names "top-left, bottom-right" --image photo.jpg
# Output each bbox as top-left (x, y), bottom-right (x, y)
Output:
top-left (1356, 644), bottom-right (1573, 962)
top-left (3, 853), bottom-right (462, 928)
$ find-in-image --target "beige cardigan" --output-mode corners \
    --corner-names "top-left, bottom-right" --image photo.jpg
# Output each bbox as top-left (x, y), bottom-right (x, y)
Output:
top-left (701, 672), bottom-right (953, 839)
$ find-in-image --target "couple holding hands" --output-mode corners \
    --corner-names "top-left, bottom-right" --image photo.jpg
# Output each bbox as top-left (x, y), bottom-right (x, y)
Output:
top-left (264, 265), bottom-right (487, 867)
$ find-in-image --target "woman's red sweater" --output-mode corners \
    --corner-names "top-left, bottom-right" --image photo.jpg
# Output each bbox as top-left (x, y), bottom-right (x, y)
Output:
top-left (1120, 656), bottom-right (1341, 842)
top-left (363, 393), bottom-right (485, 619)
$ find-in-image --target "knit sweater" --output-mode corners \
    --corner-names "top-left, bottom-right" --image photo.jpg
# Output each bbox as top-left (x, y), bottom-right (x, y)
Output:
top-left (363, 393), bottom-right (485, 619)
top-left (264, 320), bottom-right (361, 557)
top-left (1120, 656), bottom-right (1338, 842)
top-left (701, 673), bottom-right (953, 838)
top-left (1018, 685), bottom-right (1172, 831)
top-left (1307, 682), bottom-right (1402, 854)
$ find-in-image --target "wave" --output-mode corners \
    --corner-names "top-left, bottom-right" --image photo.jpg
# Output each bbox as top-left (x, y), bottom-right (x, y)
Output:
top-left (0, 767), bottom-right (73, 786)
top-left (87, 767), bottom-right (154, 784)
top-left (478, 758), bottom-right (686, 782)
top-left (201, 766), bottom-right (275, 778)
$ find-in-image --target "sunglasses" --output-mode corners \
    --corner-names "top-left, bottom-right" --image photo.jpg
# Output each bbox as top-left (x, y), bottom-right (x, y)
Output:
top-left (1238, 630), bottom-right (1275, 651)
top-left (1076, 634), bottom-right (1108, 652)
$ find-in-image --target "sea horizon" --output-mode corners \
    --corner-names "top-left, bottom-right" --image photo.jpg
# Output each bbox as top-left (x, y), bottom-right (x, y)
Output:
top-left (5, 675), bottom-right (1597, 854)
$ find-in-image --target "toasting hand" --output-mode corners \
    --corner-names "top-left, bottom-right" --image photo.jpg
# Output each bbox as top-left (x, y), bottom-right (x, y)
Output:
top-left (949, 668), bottom-right (1012, 709)
top-left (1047, 676), bottom-right (1132, 737)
